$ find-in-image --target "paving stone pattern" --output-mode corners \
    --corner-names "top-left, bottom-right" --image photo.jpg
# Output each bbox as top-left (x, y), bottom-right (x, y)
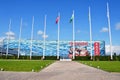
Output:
top-left (0, 61), bottom-right (120, 80)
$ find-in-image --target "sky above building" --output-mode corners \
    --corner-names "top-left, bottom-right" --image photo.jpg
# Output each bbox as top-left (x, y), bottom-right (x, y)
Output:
top-left (0, 0), bottom-right (120, 47)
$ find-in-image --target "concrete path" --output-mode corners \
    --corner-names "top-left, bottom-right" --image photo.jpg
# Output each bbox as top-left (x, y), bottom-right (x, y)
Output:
top-left (0, 61), bottom-right (120, 80)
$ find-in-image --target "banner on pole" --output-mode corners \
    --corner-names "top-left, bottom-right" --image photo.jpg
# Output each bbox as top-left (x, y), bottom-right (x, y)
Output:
top-left (94, 42), bottom-right (100, 56)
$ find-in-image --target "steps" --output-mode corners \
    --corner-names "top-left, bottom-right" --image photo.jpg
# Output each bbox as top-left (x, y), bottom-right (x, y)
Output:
top-left (60, 59), bottom-right (72, 61)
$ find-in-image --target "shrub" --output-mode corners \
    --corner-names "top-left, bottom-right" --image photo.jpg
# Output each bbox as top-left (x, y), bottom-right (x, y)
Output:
top-left (75, 56), bottom-right (91, 61)
top-left (44, 56), bottom-right (58, 60)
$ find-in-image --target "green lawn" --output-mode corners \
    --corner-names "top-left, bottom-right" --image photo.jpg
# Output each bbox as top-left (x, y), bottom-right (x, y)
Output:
top-left (79, 61), bottom-right (120, 72)
top-left (0, 60), bottom-right (55, 72)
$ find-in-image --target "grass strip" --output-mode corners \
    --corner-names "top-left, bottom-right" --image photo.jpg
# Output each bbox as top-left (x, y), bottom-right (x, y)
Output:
top-left (0, 60), bottom-right (55, 72)
top-left (79, 61), bottom-right (120, 72)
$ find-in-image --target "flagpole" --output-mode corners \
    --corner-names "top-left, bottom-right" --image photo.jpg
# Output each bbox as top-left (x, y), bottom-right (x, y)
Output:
top-left (43, 15), bottom-right (47, 59)
top-left (72, 10), bottom-right (75, 59)
top-left (18, 18), bottom-right (22, 59)
top-left (107, 3), bottom-right (113, 60)
top-left (30, 16), bottom-right (34, 60)
top-left (6, 19), bottom-right (11, 58)
top-left (57, 13), bottom-right (60, 59)
top-left (0, 39), bottom-right (3, 55)
top-left (89, 7), bottom-right (93, 60)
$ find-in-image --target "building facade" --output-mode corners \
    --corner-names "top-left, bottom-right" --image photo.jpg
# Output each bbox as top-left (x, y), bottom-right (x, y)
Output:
top-left (1, 40), bottom-right (105, 58)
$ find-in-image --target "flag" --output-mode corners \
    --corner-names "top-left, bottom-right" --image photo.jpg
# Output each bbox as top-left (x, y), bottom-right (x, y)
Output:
top-left (70, 14), bottom-right (74, 23)
top-left (56, 16), bottom-right (60, 24)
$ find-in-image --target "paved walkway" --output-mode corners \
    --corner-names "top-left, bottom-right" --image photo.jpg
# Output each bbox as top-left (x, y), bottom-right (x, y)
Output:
top-left (0, 61), bottom-right (120, 80)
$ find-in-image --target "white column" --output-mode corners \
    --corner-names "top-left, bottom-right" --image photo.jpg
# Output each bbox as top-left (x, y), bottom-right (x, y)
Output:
top-left (18, 18), bottom-right (22, 59)
top-left (107, 3), bottom-right (113, 60)
top-left (6, 19), bottom-right (11, 57)
top-left (43, 15), bottom-right (47, 59)
top-left (89, 7), bottom-right (93, 60)
top-left (72, 10), bottom-right (75, 59)
top-left (30, 16), bottom-right (34, 60)
top-left (57, 13), bottom-right (60, 59)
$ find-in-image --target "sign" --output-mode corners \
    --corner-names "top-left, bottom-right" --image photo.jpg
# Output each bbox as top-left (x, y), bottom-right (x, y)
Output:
top-left (94, 42), bottom-right (100, 56)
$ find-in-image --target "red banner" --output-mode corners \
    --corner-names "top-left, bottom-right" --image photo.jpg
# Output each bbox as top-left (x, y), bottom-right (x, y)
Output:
top-left (94, 42), bottom-right (100, 56)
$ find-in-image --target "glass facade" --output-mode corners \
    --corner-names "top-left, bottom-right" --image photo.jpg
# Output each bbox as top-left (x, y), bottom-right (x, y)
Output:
top-left (0, 40), bottom-right (105, 58)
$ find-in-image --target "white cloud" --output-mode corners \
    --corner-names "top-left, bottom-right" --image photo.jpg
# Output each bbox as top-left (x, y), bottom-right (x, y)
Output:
top-left (0, 31), bottom-right (15, 42)
top-left (6, 36), bottom-right (15, 40)
top-left (42, 34), bottom-right (48, 39)
top-left (5, 31), bottom-right (15, 36)
top-left (22, 22), bottom-right (28, 27)
top-left (37, 30), bottom-right (43, 35)
top-left (0, 36), bottom-right (15, 46)
top-left (0, 37), bottom-right (5, 43)
top-left (37, 30), bottom-right (48, 39)
top-left (0, 37), bottom-right (5, 40)
top-left (100, 27), bottom-right (108, 32)
top-left (76, 30), bottom-right (88, 34)
top-left (115, 22), bottom-right (120, 30)
top-left (105, 45), bottom-right (120, 55)
top-left (5, 31), bottom-right (15, 40)
top-left (77, 30), bottom-right (80, 33)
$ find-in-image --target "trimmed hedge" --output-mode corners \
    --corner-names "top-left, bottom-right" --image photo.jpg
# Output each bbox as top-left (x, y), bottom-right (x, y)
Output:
top-left (94, 56), bottom-right (111, 61)
top-left (19, 56), bottom-right (30, 59)
top-left (0, 55), bottom-right (120, 61)
top-left (75, 56), bottom-right (91, 61)
top-left (0, 55), bottom-right (58, 60)
top-left (74, 56), bottom-right (120, 61)
top-left (44, 56), bottom-right (58, 60)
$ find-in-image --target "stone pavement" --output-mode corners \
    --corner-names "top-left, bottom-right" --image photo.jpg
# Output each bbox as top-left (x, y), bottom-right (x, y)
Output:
top-left (0, 61), bottom-right (120, 80)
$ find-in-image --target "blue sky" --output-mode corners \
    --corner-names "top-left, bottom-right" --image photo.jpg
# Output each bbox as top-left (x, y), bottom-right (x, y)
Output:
top-left (0, 0), bottom-right (120, 46)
